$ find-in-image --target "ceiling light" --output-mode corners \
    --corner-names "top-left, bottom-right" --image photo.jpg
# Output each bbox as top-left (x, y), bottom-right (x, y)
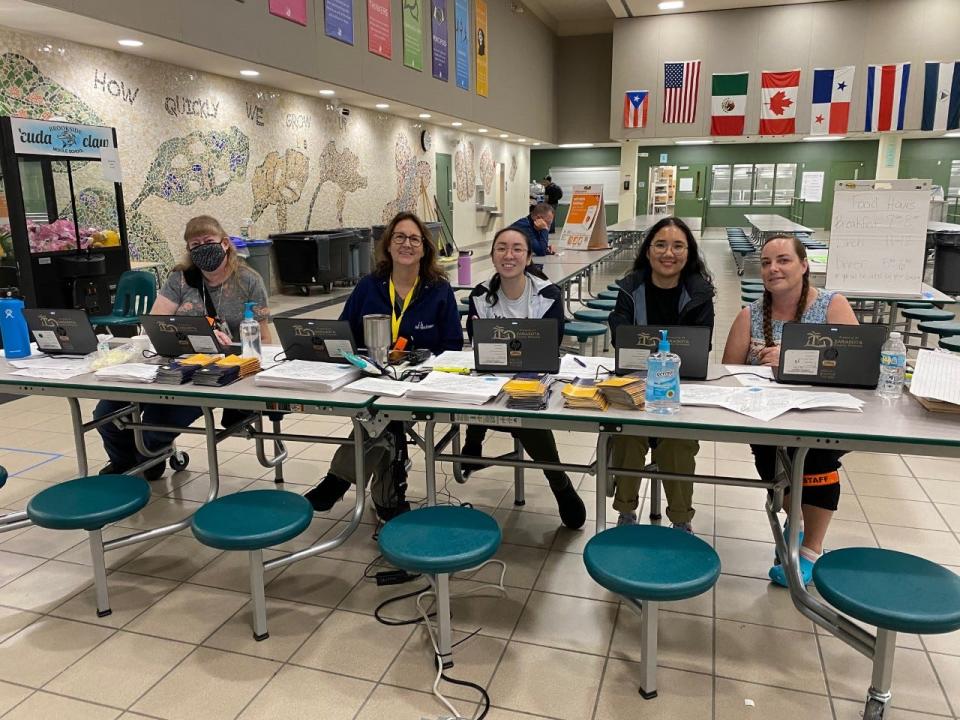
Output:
top-left (451, 121), bottom-right (463, 127)
top-left (658, 1), bottom-right (684, 9)
top-left (478, 128), bottom-right (488, 133)
top-left (802, 135), bottom-right (844, 141)
top-left (117, 39), bottom-right (143, 48)
top-left (419, 113), bottom-right (432, 119)
top-left (499, 134), bottom-right (508, 138)
top-left (375, 103), bottom-right (390, 109)
top-left (674, 139), bottom-right (712, 145)
top-left (318, 89), bottom-right (335, 96)
top-left (558, 143), bottom-right (593, 148)
top-left (944, 131), bottom-right (960, 138)
top-left (240, 69), bottom-right (260, 77)
top-left (532, 142), bottom-right (541, 146)
top-left (518, 138), bottom-right (527, 142)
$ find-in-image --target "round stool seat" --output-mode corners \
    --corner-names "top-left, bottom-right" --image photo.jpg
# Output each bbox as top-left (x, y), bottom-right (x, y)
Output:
top-left (896, 301), bottom-right (933, 310)
top-left (813, 548), bottom-right (960, 635)
top-left (585, 299), bottom-right (616, 311)
top-left (901, 307), bottom-right (955, 322)
top-left (573, 309), bottom-right (610, 324)
top-left (378, 506), bottom-right (501, 575)
top-left (27, 475), bottom-right (150, 531)
top-left (598, 290), bottom-right (619, 301)
top-left (563, 321), bottom-right (607, 339)
top-left (191, 490), bottom-right (312, 551)
top-left (0, 465), bottom-right (6, 488)
top-left (917, 320), bottom-right (960, 337)
top-left (940, 336), bottom-right (960, 352)
top-left (584, 525), bottom-right (720, 601)
top-left (742, 291), bottom-right (763, 302)
top-left (458, 302), bottom-right (469, 316)
top-left (607, 283), bottom-right (621, 292)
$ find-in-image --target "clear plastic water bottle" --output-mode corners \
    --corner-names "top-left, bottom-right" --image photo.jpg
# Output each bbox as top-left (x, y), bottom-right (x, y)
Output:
top-left (646, 329), bottom-right (681, 414)
top-left (239, 301), bottom-right (261, 359)
top-left (877, 331), bottom-right (907, 399)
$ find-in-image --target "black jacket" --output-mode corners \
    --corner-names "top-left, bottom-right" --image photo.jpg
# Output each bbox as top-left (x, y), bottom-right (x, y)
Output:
top-left (466, 272), bottom-right (565, 347)
top-left (544, 182), bottom-right (563, 205)
top-left (608, 270), bottom-right (715, 346)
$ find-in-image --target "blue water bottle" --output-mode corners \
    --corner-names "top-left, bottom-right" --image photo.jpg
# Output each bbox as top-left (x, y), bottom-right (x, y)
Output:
top-left (645, 329), bottom-right (681, 414)
top-left (0, 295), bottom-right (31, 359)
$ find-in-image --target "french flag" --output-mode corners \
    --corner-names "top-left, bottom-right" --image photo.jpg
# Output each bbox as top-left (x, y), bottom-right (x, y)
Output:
top-left (810, 66), bottom-right (854, 135)
top-left (865, 63), bottom-right (910, 132)
top-left (922, 61), bottom-right (960, 132)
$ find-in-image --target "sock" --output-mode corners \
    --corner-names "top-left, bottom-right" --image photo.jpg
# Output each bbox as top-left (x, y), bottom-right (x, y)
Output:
top-left (799, 546), bottom-right (821, 564)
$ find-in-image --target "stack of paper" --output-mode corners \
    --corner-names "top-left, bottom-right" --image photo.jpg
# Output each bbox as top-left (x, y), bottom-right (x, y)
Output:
top-left (555, 355), bottom-right (613, 381)
top-left (562, 381), bottom-right (609, 410)
top-left (421, 350), bottom-right (476, 371)
top-left (344, 377), bottom-right (420, 397)
top-left (681, 385), bottom-right (864, 422)
top-left (8, 356), bottom-right (92, 379)
top-left (598, 375), bottom-right (646, 410)
top-left (94, 362), bottom-right (159, 384)
top-left (254, 360), bottom-right (362, 392)
top-left (503, 375), bottom-right (550, 410)
top-left (910, 350), bottom-right (960, 408)
top-left (405, 372), bottom-right (508, 405)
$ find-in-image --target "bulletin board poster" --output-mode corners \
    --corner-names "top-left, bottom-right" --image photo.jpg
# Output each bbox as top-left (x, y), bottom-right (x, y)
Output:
top-left (403, 0), bottom-right (424, 71)
top-left (454, 0), bottom-right (470, 90)
top-left (560, 185), bottom-right (609, 251)
top-left (800, 171), bottom-right (824, 202)
top-left (268, 0), bottom-right (307, 26)
top-left (367, 0), bottom-right (392, 58)
top-left (475, 0), bottom-right (488, 97)
top-left (431, 0), bottom-right (449, 81)
top-left (324, 0), bottom-right (354, 44)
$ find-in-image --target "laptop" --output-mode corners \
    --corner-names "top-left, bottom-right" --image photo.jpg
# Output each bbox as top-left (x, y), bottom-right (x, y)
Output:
top-left (22, 308), bottom-right (99, 356)
top-left (614, 325), bottom-right (711, 380)
top-left (273, 318), bottom-right (356, 363)
top-left (777, 323), bottom-right (887, 388)
top-left (140, 315), bottom-right (234, 357)
top-left (472, 319), bottom-right (560, 374)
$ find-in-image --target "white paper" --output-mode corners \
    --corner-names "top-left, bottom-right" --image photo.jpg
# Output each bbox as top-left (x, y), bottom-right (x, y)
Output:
top-left (344, 377), bottom-right (419, 397)
top-left (323, 339), bottom-right (353, 359)
top-left (405, 371), bottom-right (509, 405)
top-left (618, 347), bottom-right (651, 371)
top-left (724, 364), bottom-right (776, 386)
top-left (32, 330), bottom-right (61, 351)
top-left (8, 356), bottom-right (91, 370)
top-left (910, 350), bottom-right (960, 405)
top-left (800, 171), bottom-right (824, 202)
top-left (555, 355), bottom-right (612, 381)
top-left (94, 362), bottom-right (159, 383)
top-left (254, 359), bottom-right (361, 392)
top-left (258, 344), bottom-right (283, 369)
top-left (476, 342), bottom-right (508, 366)
top-left (421, 350), bottom-right (476, 370)
top-left (681, 385), bottom-right (863, 421)
top-left (99, 145), bottom-right (123, 182)
top-left (679, 177), bottom-right (694, 192)
top-left (188, 334), bottom-right (219, 354)
top-left (781, 349), bottom-right (820, 376)
top-left (11, 366), bottom-right (90, 379)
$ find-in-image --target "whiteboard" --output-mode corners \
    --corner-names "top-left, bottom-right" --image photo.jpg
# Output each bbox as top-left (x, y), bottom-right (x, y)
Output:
top-left (548, 166), bottom-right (620, 205)
top-left (825, 179), bottom-right (931, 296)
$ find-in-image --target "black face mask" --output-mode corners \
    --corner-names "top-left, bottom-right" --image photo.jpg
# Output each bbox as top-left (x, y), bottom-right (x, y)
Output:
top-left (190, 243), bottom-right (226, 272)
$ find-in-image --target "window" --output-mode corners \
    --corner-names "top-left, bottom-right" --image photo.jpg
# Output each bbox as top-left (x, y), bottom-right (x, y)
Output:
top-left (731, 164), bottom-right (753, 206)
top-left (752, 163), bottom-right (775, 206)
top-left (773, 163), bottom-right (798, 205)
top-left (709, 164), bottom-right (731, 205)
top-left (949, 160), bottom-right (960, 198)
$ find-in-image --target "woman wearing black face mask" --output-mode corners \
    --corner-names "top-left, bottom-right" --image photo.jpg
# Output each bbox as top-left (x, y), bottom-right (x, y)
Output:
top-left (92, 215), bottom-right (272, 479)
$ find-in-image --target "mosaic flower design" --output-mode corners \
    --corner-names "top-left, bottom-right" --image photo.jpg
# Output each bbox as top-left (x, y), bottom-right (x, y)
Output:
top-left (381, 133), bottom-right (431, 222)
top-left (510, 154), bottom-right (517, 182)
top-left (479, 145), bottom-right (495, 195)
top-left (454, 139), bottom-right (475, 202)
top-left (0, 52), bottom-right (101, 124)
top-left (305, 140), bottom-right (368, 228)
top-left (251, 148), bottom-right (309, 233)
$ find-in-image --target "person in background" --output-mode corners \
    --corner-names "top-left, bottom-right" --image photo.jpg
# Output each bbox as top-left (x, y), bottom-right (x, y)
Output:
top-left (306, 212), bottom-right (462, 522)
top-left (93, 215), bottom-right (271, 478)
top-left (543, 176), bottom-right (563, 232)
top-left (462, 227), bottom-right (586, 529)
top-left (722, 234), bottom-right (858, 587)
top-left (510, 202), bottom-right (556, 256)
top-left (607, 217), bottom-right (715, 532)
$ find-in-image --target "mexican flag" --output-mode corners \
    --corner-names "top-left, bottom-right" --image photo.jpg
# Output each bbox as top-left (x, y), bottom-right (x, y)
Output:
top-left (711, 72), bottom-right (748, 135)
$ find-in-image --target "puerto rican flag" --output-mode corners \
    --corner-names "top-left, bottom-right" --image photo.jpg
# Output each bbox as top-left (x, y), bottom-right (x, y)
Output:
top-left (865, 63), bottom-right (910, 132)
top-left (623, 91), bottom-right (649, 129)
top-left (810, 66), bottom-right (854, 135)
top-left (922, 61), bottom-right (960, 132)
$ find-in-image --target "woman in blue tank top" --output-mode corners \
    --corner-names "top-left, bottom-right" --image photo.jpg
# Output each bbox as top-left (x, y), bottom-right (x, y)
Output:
top-left (722, 235), bottom-right (858, 587)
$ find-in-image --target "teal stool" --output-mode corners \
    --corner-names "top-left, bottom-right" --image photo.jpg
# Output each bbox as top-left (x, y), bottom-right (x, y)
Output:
top-left (0, 465), bottom-right (6, 488)
top-left (901, 307), bottom-right (955, 323)
top-left (27, 475), bottom-right (150, 617)
top-left (191, 490), bottom-right (312, 640)
top-left (563, 320), bottom-right (607, 355)
top-left (584, 525), bottom-right (720, 699)
top-left (940, 336), bottom-right (960, 352)
top-left (585, 298), bottom-right (616, 311)
top-left (813, 548), bottom-right (960, 718)
top-left (598, 290), bottom-right (619, 301)
top-left (89, 271), bottom-right (157, 328)
top-left (896, 301), bottom-right (933, 310)
top-left (742, 291), bottom-right (763, 302)
top-left (607, 283), bottom-right (621, 292)
top-left (458, 301), bottom-right (469, 317)
top-left (917, 320), bottom-right (960, 338)
top-left (379, 506), bottom-right (501, 668)
top-left (573, 310), bottom-right (610, 351)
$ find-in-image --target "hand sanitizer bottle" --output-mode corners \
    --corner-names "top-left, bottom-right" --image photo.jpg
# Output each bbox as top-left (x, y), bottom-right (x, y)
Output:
top-left (645, 329), bottom-right (681, 414)
top-left (239, 301), bottom-right (261, 359)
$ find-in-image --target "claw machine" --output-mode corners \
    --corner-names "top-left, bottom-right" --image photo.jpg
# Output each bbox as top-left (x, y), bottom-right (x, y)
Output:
top-left (0, 116), bottom-right (130, 313)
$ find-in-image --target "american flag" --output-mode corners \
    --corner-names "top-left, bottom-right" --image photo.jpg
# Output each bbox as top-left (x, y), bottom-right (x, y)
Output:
top-left (663, 60), bottom-right (701, 124)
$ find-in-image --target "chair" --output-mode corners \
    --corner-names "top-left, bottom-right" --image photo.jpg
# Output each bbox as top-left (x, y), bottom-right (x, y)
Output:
top-left (585, 298), bottom-right (616, 311)
top-left (584, 525), bottom-right (720, 699)
top-left (573, 309), bottom-right (611, 351)
top-left (378, 506), bottom-right (501, 669)
top-left (89, 271), bottom-right (157, 328)
top-left (191, 489), bottom-right (313, 640)
top-left (813, 548), bottom-right (960, 718)
top-left (27, 474), bottom-right (151, 617)
top-left (563, 320), bottom-right (607, 355)
top-left (901, 307), bottom-right (956, 349)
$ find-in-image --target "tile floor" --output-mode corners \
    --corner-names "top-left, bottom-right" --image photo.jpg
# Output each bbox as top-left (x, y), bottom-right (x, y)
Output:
top-left (0, 229), bottom-right (958, 720)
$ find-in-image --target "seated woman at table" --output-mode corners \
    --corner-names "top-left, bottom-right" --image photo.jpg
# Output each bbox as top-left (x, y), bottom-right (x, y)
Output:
top-left (722, 234), bottom-right (858, 587)
top-left (460, 227), bottom-right (586, 529)
top-left (608, 217), bottom-right (715, 531)
top-left (93, 215), bottom-right (271, 479)
top-left (305, 212), bottom-right (462, 522)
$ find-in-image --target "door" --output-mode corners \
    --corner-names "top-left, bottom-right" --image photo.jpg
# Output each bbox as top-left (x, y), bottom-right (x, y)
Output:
top-left (435, 152), bottom-right (454, 249)
top-left (824, 160), bottom-right (864, 225)
top-left (674, 163), bottom-right (706, 228)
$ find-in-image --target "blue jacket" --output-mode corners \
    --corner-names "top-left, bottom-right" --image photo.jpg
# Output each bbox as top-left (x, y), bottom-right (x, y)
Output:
top-left (339, 273), bottom-right (464, 354)
top-left (510, 215), bottom-right (550, 256)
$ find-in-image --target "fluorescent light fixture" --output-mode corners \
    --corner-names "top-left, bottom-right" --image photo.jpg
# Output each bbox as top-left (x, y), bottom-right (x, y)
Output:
top-left (240, 69), bottom-right (260, 77)
top-left (375, 103), bottom-right (390, 109)
top-left (451, 121), bottom-right (463, 127)
top-left (117, 39), bottom-right (143, 47)
top-left (802, 135), bottom-right (844, 141)
top-left (558, 143), bottom-right (594, 148)
top-left (499, 134), bottom-right (508, 138)
top-left (944, 131), bottom-right (960, 138)
top-left (532, 142), bottom-right (541, 146)
top-left (318, 89), bottom-right (335, 96)
top-left (658, 1), bottom-right (684, 9)
top-left (518, 138), bottom-right (527, 142)
top-left (674, 139), bottom-right (712, 145)
top-left (419, 113), bottom-right (432, 119)
top-left (478, 128), bottom-right (488, 133)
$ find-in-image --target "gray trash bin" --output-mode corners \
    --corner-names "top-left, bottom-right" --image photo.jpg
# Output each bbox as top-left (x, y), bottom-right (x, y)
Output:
top-left (244, 239), bottom-right (273, 286)
top-left (933, 233), bottom-right (960, 295)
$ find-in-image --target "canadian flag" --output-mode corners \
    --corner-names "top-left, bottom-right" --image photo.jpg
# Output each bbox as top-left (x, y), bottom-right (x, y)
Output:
top-left (760, 69), bottom-right (801, 135)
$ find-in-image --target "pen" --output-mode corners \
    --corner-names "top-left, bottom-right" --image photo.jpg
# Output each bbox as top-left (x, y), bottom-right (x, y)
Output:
top-left (573, 357), bottom-right (587, 368)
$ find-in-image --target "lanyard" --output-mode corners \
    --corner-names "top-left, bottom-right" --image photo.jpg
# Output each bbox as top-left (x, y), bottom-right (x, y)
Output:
top-left (388, 277), bottom-right (418, 342)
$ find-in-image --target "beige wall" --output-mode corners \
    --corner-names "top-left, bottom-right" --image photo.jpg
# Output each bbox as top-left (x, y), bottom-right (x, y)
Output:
top-left (555, 33), bottom-right (612, 144)
top-left (610, 0), bottom-right (960, 141)
top-left (26, 0), bottom-right (558, 143)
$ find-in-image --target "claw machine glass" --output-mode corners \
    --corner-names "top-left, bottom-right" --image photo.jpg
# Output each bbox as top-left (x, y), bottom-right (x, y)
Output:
top-left (0, 116), bottom-right (130, 313)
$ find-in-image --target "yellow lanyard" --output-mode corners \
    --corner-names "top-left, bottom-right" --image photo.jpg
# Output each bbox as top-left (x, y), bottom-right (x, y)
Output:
top-left (388, 277), bottom-right (418, 342)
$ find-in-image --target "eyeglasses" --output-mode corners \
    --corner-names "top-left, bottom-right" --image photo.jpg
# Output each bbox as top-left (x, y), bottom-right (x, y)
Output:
top-left (493, 244), bottom-right (528, 256)
top-left (187, 236), bottom-right (223, 250)
top-left (650, 241), bottom-right (688, 255)
top-left (391, 232), bottom-right (424, 247)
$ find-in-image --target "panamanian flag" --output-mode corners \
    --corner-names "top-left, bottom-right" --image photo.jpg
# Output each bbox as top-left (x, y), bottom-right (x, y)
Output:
top-left (810, 66), bottom-right (854, 135)
top-left (922, 61), bottom-right (960, 132)
top-left (623, 91), bottom-right (649, 129)
top-left (865, 63), bottom-right (910, 132)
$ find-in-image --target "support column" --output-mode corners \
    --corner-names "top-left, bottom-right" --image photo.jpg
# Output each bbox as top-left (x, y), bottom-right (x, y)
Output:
top-left (618, 140), bottom-right (640, 221)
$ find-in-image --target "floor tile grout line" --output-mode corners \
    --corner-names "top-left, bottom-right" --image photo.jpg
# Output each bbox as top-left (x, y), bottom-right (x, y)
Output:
top-left (589, 599), bottom-right (622, 720)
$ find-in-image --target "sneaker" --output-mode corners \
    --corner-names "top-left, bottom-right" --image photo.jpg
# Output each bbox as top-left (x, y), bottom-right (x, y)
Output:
top-left (374, 500), bottom-right (411, 523)
top-left (304, 474), bottom-right (351, 512)
top-left (617, 512), bottom-right (637, 526)
top-left (459, 441), bottom-right (488, 480)
top-left (100, 461), bottom-right (164, 482)
top-left (768, 554), bottom-right (815, 588)
top-left (671, 521), bottom-right (694, 534)
top-left (552, 481), bottom-right (586, 529)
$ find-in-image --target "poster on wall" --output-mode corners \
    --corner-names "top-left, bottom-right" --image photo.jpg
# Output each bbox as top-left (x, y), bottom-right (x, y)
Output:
top-left (559, 186), bottom-right (608, 251)
top-left (268, 0), bottom-right (307, 26)
top-left (10, 117), bottom-right (114, 159)
top-left (800, 171), bottom-right (825, 202)
top-left (431, 0), bottom-right (449, 81)
top-left (454, 0), bottom-right (470, 90)
top-left (475, 0), bottom-right (488, 97)
top-left (403, 0), bottom-right (424, 71)
top-left (324, 0), bottom-right (354, 44)
top-left (367, 0), bottom-right (392, 58)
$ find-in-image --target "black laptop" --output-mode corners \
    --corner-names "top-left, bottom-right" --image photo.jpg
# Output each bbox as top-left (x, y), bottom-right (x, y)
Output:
top-left (614, 325), bottom-right (711, 380)
top-left (22, 308), bottom-right (100, 355)
top-left (472, 319), bottom-right (560, 373)
top-left (777, 323), bottom-right (887, 388)
top-left (273, 318), bottom-right (356, 363)
top-left (140, 315), bottom-right (234, 357)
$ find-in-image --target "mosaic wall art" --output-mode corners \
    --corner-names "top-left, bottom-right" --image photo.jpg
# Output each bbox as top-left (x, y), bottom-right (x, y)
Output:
top-left (479, 144), bottom-right (495, 195)
top-left (252, 148), bottom-right (309, 233)
top-left (381, 132), bottom-right (431, 222)
top-left (305, 140), bottom-right (367, 228)
top-left (0, 52), bottom-right (100, 124)
top-left (510, 154), bottom-right (517, 181)
top-left (453, 138), bottom-right (475, 201)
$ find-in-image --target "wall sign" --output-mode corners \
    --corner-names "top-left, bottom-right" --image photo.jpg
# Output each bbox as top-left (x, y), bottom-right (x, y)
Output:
top-left (268, 0), bottom-right (308, 25)
top-left (403, 0), bottom-right (424, 71)
top-left (324, 0), bottom-right (354, 44)
top-left (800, 171), bottom-right (824, 202)
top-left (367, 0), bottom-right (392, 58)
top-left (454, 0), bottom-right (470, 90)
top-left (10, 117), bottom-right (113, 159)
top-left (431, 0), bottom-right (449, 81)
top-left (475, 0), bottom-right (488, 97)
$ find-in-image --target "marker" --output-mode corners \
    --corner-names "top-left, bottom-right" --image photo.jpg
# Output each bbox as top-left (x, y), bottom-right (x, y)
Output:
top-left (433, 366), bottom-right (471, 375)
top-left (343, 352), bottom-right (383, 375)
top-left (573, 356), bottom-right (587, 368)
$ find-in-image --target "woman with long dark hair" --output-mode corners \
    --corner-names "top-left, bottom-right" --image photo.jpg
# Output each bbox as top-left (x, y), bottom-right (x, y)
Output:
top-left (607, 217), bottom-right (715, 531)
